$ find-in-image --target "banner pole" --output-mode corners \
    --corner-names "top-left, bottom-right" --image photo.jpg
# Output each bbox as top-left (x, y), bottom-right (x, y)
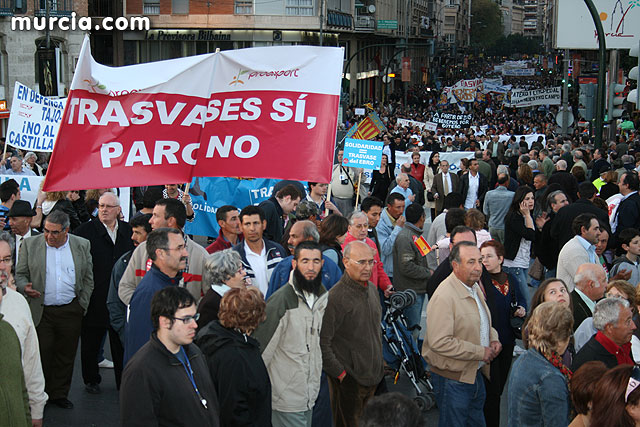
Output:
top-left (354, 171), bottom-right (362, 208)
top-left (2, 142), bottom-right (7, 164)
top-left (325, 183), bottom-right (332, 217)
top-left (184, 182), bottom-right (190, 194)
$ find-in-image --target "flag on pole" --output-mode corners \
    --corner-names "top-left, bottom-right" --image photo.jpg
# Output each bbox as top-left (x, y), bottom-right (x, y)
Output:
top-left (352, 111), bottom-right (387, 140)
top-left (345, 123), bottom-right (358, 138)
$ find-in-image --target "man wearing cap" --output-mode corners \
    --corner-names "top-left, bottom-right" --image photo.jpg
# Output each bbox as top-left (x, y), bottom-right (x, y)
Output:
top-left (7, 199), bottom-right (40, 269)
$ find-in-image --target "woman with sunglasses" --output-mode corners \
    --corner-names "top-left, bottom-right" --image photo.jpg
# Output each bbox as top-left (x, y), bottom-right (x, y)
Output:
top-left (590, 364), bottom-right (640, 427)
top-left (196, 287), bottom-right (271, 426)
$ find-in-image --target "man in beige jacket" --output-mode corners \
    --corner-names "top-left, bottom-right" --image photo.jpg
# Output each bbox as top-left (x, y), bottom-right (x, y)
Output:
top-left (423, 241), bottom-right (501, 427)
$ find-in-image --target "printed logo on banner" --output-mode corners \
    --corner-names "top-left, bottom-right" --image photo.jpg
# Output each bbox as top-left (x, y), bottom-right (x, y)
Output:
top-left (229, 70), bottom-right (249, 85)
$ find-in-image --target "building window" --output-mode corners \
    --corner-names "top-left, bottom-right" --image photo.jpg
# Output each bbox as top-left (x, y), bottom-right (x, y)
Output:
top-left (445, 33), bottom-right (455, 43)
top-left (286, 0), bottom-right (313, 15)
top-left (143, 0), bottom-right (160, 14)
top-left (235, 0), bottom-right (252, 14)
top-left (172, 0), bottom-right (188, 13)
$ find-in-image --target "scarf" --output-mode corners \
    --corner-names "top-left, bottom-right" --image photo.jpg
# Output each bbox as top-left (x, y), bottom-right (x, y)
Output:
top-left (594, 331), bottom-right (634, 366)
top-left (542, 350), bottom-right (572, 382)
top-left (490, 271), bottom-right (509, 296)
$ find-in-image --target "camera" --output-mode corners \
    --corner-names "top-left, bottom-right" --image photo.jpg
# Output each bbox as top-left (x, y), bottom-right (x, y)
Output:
top-left (390, 289), bottom-right (418, 310)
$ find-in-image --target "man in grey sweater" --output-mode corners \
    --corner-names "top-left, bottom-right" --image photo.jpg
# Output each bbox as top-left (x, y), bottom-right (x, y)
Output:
top-left (483, 173), bottom-right (515, 243)
top-left (320, 240), bottom-right (384, 427)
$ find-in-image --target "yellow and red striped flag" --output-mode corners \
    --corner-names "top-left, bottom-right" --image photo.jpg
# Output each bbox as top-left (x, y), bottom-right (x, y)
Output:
top-left (413, 235), bottom-right (432, 256)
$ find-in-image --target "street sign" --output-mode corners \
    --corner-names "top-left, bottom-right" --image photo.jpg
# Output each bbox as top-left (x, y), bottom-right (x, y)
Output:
top-left (378, 20), bottom-right (398, 29)
top-left (556, 107), bottom-right (575, 127)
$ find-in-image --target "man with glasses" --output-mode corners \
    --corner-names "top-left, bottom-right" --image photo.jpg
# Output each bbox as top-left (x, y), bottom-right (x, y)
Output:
top-left (124, 228), bottom-right (189, 366)
top-left (120, 286), bottom-right (219, 426)
top-left (16, 210), bottom-right (94, 409)
top-left (341, 211), bottom-right (392, 296)
top-left (74, 192), bottom-right (134, 394)
top-left (320, 241), bottom-right (384, 427)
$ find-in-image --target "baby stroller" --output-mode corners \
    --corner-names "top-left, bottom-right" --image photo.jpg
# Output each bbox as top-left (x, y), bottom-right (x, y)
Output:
top-left (381, 289), bottom-right (436, 412)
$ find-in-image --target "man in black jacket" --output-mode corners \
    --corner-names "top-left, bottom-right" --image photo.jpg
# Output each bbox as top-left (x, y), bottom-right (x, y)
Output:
top-left (548, 160), bottom-right (579, 202)
top-left (258, 184), bottom-right (302, 244)
top-left (590, 148), bottom-right (610, 182)
top-left (614, 171), bottom-right (640, 240)
top-left (460, 159), bottom-right (488, 210)
top-left (550, 182), bottom-right (611, 251)
top-left (74, 192), bottom-right (134, 395)
top-left (572, 297), bottom-right (635, 373)
top-left (120, 286), bottom-right (220, 427)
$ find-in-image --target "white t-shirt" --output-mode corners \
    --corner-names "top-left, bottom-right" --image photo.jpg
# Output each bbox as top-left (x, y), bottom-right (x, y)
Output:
top-left (245, 241), bottom-right (268, 296)
top-left (464, 173), bottom-right (480, 209)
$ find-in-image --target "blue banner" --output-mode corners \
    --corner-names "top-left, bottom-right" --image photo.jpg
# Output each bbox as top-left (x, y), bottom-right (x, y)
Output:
top-left (342, 138), bottom-right (383, 170)
top-left (185, 177), bottom-right (282, 237)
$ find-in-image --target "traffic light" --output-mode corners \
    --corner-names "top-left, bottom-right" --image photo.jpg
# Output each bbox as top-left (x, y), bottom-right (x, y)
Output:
top-left (579, 83), bottom-right (596, 121)
top-left (608, 82), bottom-right (626, 120)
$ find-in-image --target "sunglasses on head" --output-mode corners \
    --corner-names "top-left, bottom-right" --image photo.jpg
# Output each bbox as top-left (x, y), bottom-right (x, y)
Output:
top-left (626, 366), bottom-right (640, 403)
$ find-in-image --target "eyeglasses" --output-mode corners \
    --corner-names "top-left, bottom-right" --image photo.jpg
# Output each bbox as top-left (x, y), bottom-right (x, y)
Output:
top-left (0, 256), bottom-right (11, 265)
top-left (43, 228), bottom-right (65, 236)
top-left (350, 259), bottom-right (376, 267)
top-left (626, 366), bottom-right (640, 402)
top-left (163, 244), bottom-right (186, 252)
top-left (173, 313), bottom-right (200, 325)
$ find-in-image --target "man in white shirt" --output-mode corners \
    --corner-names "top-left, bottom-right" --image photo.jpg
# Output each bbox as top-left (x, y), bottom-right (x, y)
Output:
top-left (233, 205), bottom-right (285, 298)
top-left (460, 159), bottom-right (488, 210)
top-left (0, 232), bottom-right (47, 426)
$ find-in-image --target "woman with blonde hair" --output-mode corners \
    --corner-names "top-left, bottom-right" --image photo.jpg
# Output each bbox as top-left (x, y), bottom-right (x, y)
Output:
top-left (196, 287), bottom-right (271, 426)
top-left (507, 302), bottom-right (573, 426)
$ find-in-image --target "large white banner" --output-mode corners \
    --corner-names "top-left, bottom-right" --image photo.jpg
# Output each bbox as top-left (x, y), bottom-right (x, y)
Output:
top-left (502, 68), bottom-right (535, 76)
top-left (506, 87), bottom-right (561, 108)
top-left (6, 82), bottom-right (65, 152)
top-left (556, 0), bottom-right (640, 49)
top-left (397, 118), bottom-right (437, 131)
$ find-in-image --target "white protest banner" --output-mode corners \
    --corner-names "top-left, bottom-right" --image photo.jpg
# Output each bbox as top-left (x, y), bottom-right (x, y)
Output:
top-left (431, 112), bottom-right (473, 128)
top-left (0, 175), bottom-right (131, 220)
top-left (342, 138), bottom-right (383, 170)
top-left (6, 82), bottom-right (65, 152)
top-left (354, 108), bottom-right (365, 115)
top-left (425, 122), bottom-right (437, 131)
top-left (43, 35), bottom-right (342, 191)
top-left (482, 81), bottom-right (512, 94)
top-left (450, 78), bottom-right (483, 103)
top-left (506, 87), bottom-right (561, 108)
top-left (502, 68), bottom-right (535, 76)
top-left (397, 118), bottom-right (426, 129)
top-left (498, 134), bottom-right (546, 149)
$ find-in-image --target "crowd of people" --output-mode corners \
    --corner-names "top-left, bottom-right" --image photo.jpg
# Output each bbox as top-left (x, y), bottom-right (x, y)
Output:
top-left (1, 80), bottom-right (640, 427)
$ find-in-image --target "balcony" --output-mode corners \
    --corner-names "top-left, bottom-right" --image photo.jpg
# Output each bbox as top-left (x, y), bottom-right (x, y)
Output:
top-left (0, 0), bottom-right (12, 15)
top-left (88, 0), bottom-right (114, 16)
top-left (327, 10), bottom-right (353, 29)
top-left (354, 14), bottom-right (375, 31)
top-left (34, 0), bottom-right (73, 16)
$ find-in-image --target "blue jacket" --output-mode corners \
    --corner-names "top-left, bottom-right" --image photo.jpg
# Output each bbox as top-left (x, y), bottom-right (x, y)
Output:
top-left (507, 348), bottom-right (570, 427)
top-left (376, 209), bottom-right (403, 278)
top-left (124, 265), bottom-right (182, 366)
top-left (486, 272), bottom-right (527, 345)
top-left (265, 254), bottom-right (342, 299)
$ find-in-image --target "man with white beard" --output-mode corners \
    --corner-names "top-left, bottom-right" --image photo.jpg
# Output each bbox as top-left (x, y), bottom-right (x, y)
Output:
top-left (0, 231), bottom-right (47, 426)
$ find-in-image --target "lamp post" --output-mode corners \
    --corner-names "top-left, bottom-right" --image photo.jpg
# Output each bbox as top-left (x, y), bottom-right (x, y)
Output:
top-left (581, 0), bottom-right (606, 148)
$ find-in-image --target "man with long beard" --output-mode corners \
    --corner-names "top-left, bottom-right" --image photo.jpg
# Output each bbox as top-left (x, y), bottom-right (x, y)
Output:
top-left (253, 241), bottom-right (328, 427)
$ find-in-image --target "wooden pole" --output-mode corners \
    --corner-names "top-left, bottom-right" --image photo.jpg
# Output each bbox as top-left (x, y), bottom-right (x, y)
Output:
top-left (354, 171), bottom-right (362, 208)
top-left (325, 183), bottom-right (332, 217)
top-left (183, 182), bottom-right (190, 195)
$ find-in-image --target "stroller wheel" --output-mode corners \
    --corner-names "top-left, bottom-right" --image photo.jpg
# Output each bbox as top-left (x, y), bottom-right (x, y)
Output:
top-left (414, 394), bottom-right (435, 412)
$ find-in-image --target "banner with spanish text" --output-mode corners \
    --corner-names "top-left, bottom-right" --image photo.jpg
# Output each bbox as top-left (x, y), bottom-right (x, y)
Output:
top-left (505, 87), bottom-right (561, 108)
top-left (43, 35), bottom-right (343, 191)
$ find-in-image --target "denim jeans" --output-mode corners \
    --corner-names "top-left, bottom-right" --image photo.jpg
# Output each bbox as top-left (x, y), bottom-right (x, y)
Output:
top-left (431, 370), bottom-right (487, 427)
top-left (403, 293), bottom-right (426, 340)
top-left (503, 266), bottom-right (529, 310)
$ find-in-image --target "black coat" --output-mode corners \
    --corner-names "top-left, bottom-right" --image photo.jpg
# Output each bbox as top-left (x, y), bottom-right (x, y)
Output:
top-left (195, 320), bottom-right (271, 427)
top-left (548, 170), bottom-right (579, 202)
top-left (572, 335), bottom-right (631, 373)
top-left (535, 212), bottom-right (560, 270)
top-left (197, 288), bottom-right (223, 333)
top-left (599, 183), bottom-right (619, 201)
top-left (615, 192), bottom-right (640, 238)
top-left (258, 196), bottom-right (284, 243)
top-left (120, 334), bottom-right (220, 427)
top-left (590, 159), bottom-right (611, 182)
top-left (571, 290), bottom-right (592, 333)
top-left (74, 218), bottom-right (134, 326)
top-left (550, 199), bottom-right (611, 251)
top-left (503, 212), bottom-right (536, 261)
top-left (460, 172), bottom-right (488, 208)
